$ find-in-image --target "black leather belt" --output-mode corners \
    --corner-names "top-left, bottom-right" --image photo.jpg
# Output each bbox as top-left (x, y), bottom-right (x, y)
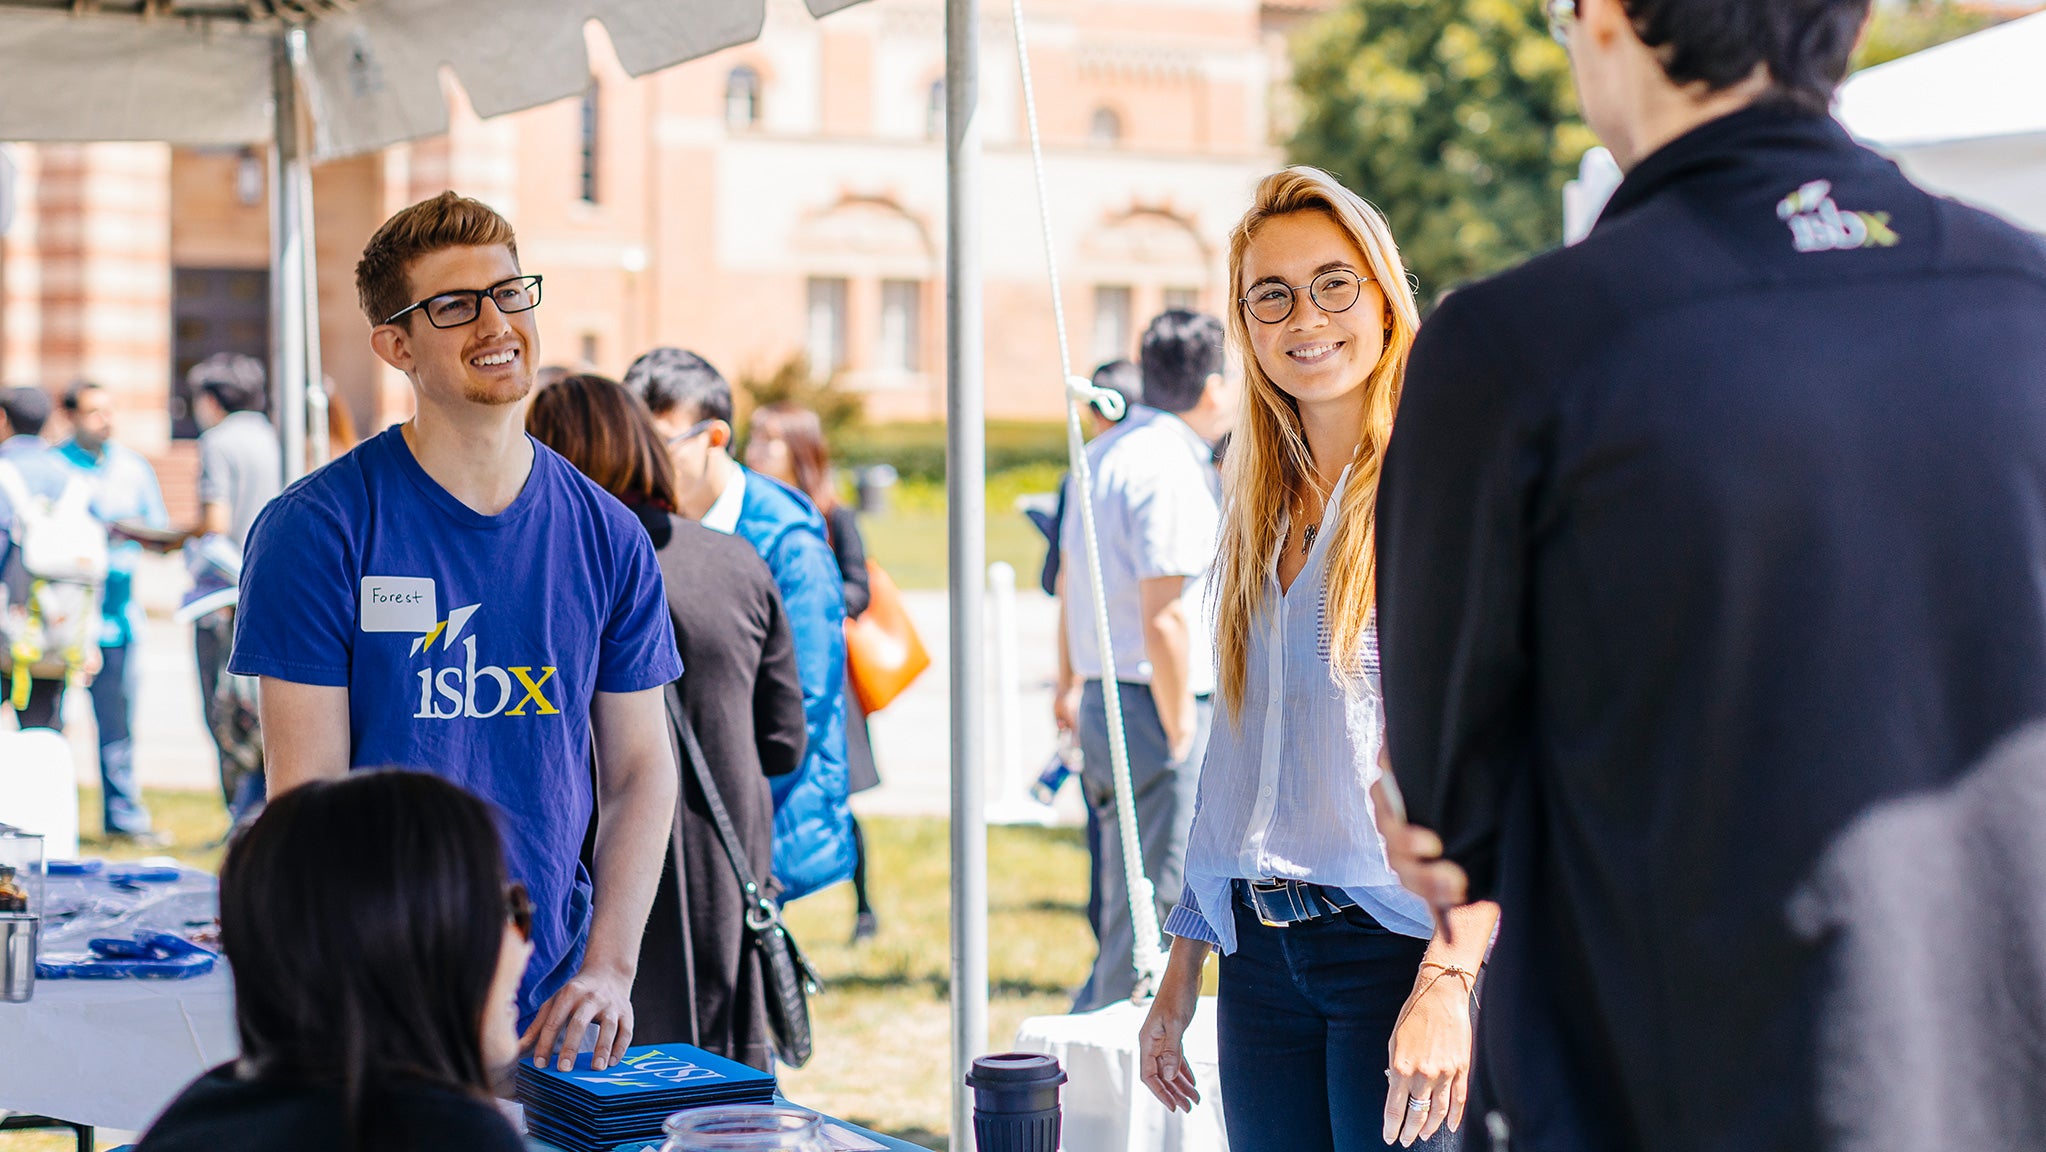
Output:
top-left (1236, 878), bottom-right (1358, 928)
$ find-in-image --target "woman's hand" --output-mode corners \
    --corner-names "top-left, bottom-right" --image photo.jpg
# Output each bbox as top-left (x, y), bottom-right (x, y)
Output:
top-left (1138, 937), bottom-right (1211, 1112)
top-left (1382, 967), bottom-right (1474, 1146)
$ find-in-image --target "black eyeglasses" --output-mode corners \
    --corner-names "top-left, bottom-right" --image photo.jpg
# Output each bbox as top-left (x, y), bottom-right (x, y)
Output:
top-left (667, 418), bottom-right (717, 446)
top-left (1240, 268), bottom-right (1373, 326)
top-left (505, 881), bottom-right (533, 942)
top-left (384, 274), bottom-right (544, 328)
top-left (1545, 0), bottom-right (1577, 46)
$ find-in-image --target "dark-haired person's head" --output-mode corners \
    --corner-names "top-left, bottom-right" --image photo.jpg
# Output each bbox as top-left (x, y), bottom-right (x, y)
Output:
top-left (61, 380), bottom-right (113, 454)
top-left (623, 346), bottom-right (732, 427)
top-left (624, 347), bottom-right (736, 516)
top-left (189, 353), bottom-right (268, 429)
top-left (743, 402), bottom-right (837, 514)
top-left (0, 386), bottom-right (52, 441)
top-left (357, 191), bottom-right (538, 412)
top-left (1140, 310), bottom-right (1235, 444)
top-left (527, 373), bottom-right (680, 517)
top-left (217, 770), bottom-right (531, 1144)
top-left (1554, 0), bottom-right (1871, 168)
top-left (1089, 359), bottom-right (1142, 432)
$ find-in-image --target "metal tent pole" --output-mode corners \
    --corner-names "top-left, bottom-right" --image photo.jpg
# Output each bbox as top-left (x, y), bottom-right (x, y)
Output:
top-left (944, 0), bottom-right (989, 1140)
top-left (269, 25), bottom-right (320, 484)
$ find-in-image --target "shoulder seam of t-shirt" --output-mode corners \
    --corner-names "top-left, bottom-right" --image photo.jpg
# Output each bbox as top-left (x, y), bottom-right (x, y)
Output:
top-left (263, 479), bottom-right (364, 553)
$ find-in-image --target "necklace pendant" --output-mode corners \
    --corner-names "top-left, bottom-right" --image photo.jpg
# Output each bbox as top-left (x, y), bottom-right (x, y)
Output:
top-left (1301, 524), bottom-right (1318, 555)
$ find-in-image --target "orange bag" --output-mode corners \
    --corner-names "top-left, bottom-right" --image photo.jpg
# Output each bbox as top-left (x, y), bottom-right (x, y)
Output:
top-left (845, 561), bottom-right (930, 714)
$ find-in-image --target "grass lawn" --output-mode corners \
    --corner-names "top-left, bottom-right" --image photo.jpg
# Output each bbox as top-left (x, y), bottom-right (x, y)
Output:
top-left (860, 465), bottom-right (1066, 591)
top-left (2, 794), bottom-right (1099, 1152)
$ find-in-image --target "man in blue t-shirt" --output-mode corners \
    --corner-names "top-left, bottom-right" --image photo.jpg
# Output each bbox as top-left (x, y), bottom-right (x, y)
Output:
top-left (230, 192), bottom-right (681, 1073)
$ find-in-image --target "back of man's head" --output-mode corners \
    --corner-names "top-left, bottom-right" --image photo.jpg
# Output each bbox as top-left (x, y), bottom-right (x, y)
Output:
top-left (1090, 359), bottom-right (1142, 422)
top-left (0, 386), bottom-right (52, 441)
top-left (355, 191), bottom-right (520, 328)
top-left (623, 347), bottom-right (733, 426)
top-left (190, 353), bottom-right (269, 415)
top-left (1139, 310), bottom-right (1225, 416)
top-left (0, 386), bottom-right (51, 438)
top-left (1621, 0), bottom-right (1870, 113)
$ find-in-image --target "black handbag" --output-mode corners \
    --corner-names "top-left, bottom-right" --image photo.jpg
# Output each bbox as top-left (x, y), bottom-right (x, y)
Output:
top-left (665, 692), bottom-right (821, 1068)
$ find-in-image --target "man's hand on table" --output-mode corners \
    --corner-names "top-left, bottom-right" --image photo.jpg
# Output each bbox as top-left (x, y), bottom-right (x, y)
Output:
top-left (522, 961), bottom-right (635, 1071)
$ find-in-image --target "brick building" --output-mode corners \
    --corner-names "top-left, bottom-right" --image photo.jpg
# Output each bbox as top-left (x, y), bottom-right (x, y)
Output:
top-left (0, 0), bottom-right (1327, 513)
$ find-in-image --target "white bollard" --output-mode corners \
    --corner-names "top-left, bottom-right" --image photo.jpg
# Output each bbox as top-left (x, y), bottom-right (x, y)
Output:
top-left (985, 562), bottom-right (1053, 825)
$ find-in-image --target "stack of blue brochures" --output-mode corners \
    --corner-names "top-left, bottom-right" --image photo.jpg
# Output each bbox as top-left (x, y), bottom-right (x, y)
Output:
top-left (515, 1043), bottom-right (778, 1152)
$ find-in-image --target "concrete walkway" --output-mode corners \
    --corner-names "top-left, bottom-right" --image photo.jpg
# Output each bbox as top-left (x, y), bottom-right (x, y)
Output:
top-left (27, 555), bottom-right (1081, 825)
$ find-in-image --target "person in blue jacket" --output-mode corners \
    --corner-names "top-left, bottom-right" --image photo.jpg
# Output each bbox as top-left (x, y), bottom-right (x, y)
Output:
top-left (626, 347), bottom-right (853, 903)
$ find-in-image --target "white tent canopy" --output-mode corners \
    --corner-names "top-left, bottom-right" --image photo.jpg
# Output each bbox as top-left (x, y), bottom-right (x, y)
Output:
top-left (1835, 10), bottom-right (2046, 232)
top-left (0, 0), bottom-right (860, 159)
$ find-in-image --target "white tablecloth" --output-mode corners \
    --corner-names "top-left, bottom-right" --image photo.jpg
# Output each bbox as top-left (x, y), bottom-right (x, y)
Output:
top-left (1013, 998), bottom-right (1228, 1152)
top-left (0, 968), bottom-right (237, 1130)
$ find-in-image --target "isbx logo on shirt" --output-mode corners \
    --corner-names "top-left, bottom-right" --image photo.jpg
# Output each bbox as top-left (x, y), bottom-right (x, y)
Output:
top-left (404, 600), bottom-right (560, 720)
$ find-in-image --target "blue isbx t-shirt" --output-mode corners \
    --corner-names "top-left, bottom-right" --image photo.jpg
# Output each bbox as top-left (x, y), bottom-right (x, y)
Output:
top-left (228, 426), bottom-right (682, 1020)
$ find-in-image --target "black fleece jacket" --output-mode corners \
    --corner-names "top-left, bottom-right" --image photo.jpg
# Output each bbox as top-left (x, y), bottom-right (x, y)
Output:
top-left (1379, 101), bottom-right (2046, 1152)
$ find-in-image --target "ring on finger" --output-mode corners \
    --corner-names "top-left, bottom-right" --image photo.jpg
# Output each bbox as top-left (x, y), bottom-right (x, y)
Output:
top-left (1406, 1096), bottom-right (1432, 1112)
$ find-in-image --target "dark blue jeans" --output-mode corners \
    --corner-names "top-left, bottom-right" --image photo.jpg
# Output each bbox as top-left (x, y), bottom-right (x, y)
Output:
top-left (87, 641), bottom-right (151, 836)
top-left (1218, 893), bottom-right (1462, 1152)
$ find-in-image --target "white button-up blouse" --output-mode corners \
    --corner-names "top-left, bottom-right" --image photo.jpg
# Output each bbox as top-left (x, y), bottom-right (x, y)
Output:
top-left (1162, 466), bottom-right (1434, 953)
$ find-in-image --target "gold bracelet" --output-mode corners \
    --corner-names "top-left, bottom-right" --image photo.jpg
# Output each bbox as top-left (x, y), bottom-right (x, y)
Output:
top-left (1393, 961), bottom-right (1479, 1033)
top-left (1419, 960), bottom-right (1477, 991)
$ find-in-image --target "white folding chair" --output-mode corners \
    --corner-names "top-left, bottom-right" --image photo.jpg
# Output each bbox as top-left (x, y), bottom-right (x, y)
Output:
top-left (0, 727), bottom-right (81, 859)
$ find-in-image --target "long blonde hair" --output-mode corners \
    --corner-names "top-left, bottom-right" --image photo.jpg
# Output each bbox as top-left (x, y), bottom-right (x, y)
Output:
top-left (1215, 167), bottom-right (1420, 717)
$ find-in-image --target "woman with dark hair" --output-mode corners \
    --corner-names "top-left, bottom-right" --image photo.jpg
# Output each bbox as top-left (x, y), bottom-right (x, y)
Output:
top-left (744, 402), bottom-right (882, 942)
top-left (528, 372), bottom-right (806, 1069)
top-left (137, 770), bottom-right (530, 1152)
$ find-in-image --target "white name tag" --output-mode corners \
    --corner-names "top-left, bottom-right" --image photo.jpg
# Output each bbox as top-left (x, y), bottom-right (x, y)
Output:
top-left (359, 576), bottom-right (437, 633)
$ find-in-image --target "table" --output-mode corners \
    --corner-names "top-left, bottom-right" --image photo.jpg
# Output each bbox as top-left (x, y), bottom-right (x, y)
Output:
top-left (109, 1110), bottom-right (926, 1152)
top-left (0, 864), bottom-right (235, 1132)
top-left (1013, 998), bottom-right (1228, 1152)
top-left (0, 966), bottom-right (238, 1131)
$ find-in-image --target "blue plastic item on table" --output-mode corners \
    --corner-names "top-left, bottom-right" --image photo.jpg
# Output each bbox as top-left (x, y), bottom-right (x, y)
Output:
top-left (47, 859), bottom-right (105, 876)
top-left (36, 931), bottom-right (218, 979)
top-left (104, 864), bottom-right (183, 884)
top-left (88, 936), bottom-right (155, 959)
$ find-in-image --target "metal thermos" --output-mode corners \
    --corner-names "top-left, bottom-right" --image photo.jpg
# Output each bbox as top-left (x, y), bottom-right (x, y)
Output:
top-left (0, 913), bottom-right (37, 1003)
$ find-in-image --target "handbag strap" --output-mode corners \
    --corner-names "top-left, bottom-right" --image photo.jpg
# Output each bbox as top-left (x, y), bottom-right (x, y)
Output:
top-left (664, 689), bottom-right (781, 928)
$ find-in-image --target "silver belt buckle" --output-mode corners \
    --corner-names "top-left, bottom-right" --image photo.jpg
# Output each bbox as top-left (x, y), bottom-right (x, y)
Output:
top-left (1250, 879), bottom-right (1299, 928)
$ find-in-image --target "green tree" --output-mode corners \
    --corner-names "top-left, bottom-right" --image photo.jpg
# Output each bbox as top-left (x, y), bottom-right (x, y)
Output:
top-left (1287, 0), bottom-right (1599, 299)
top-left (1851, 1), bottom-right (2018, 71)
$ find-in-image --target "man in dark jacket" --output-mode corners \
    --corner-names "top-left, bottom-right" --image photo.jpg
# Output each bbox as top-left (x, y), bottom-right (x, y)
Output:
top-left (1374, 1), bottom-right (2046, 1150)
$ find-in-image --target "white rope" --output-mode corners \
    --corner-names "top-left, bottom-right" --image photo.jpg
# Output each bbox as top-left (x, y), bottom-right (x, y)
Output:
top-left (1007, 0), bottom-right (1164, 998)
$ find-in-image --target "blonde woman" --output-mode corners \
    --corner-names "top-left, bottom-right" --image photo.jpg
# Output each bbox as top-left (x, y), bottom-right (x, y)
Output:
top-left (1136, 168), bottom-right (1500, 1150)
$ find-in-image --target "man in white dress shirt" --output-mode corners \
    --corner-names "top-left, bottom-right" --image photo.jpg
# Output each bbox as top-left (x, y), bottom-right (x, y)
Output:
top-left (1056, 309), bottom-right (1235, 1011)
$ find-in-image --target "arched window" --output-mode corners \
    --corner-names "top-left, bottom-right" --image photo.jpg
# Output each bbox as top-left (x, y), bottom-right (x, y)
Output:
top-left (1089, 106), bottom-right (1122, 148)
top-left (726, 65), bottom-right (761, 132)
top-left (925, 79), bottom-right (945, 141)
top-left (577, 82), bottom-right (600, 203)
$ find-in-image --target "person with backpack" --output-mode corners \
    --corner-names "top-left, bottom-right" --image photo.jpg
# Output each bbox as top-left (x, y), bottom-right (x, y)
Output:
top-left (57, 380), bottom-right (170, 845)
top-left (0, 385), bottom-right (105, 733)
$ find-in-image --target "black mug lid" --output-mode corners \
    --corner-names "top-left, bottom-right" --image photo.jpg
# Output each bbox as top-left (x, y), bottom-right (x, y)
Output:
top-left (966, 1053), bottom-right (1067, 1088)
